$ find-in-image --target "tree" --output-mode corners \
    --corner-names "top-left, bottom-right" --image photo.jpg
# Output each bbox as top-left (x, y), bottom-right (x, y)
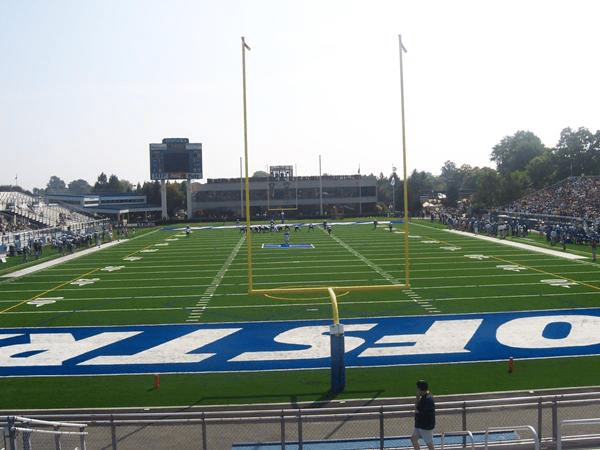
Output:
top-left (166, 182), bottom-right (185, 217)
top-left (525, 151), bottom-right (556, 189)
top-left (139, 181), bottom-right (161, 204)
top-left (439, 161), bottom-right (461, 207)
top-left (407, 170), bottom-right (437, 212)
top-left (46, 176), bottom-right (67, 194)
top-left (552, 127), bottom-right (599, 179)
top-left (68, 179), bottom-right (92, 194)
top-left (376, 172), bottom-right (391, 209)
top-left (490, 131), bottom-right (546, 174)
top-left (470, 168), bottom-right (502, 209)
top-left (499, 170), bottom-right (532, 205)
top-left (93, 173), bottom-right (109, 193)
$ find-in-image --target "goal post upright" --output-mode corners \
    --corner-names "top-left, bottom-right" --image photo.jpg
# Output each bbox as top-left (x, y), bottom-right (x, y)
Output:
top-left (241, 36), bottom-right (253, 292)
top-left (399, 34), bottom-right (410, 287)
top-left (241, 35), bottom-right (412, 394)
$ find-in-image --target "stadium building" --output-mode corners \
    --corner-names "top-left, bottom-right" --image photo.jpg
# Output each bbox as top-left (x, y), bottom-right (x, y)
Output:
top-left (45, 193), bottom-right (162, 223)
top-left (192, 172), bottom-right (378, 220)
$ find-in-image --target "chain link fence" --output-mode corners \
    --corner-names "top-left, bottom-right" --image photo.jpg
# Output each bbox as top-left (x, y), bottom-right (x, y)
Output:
top-left (3, 389), bottom-right (600, 449)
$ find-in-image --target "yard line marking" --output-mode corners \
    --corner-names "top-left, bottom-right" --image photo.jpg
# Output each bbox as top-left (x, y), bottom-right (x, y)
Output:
top-left (489, 254), bottom-right (600, 291)
top-left (0, 267), bottom-right (100, 314)
top-left (411, 222), bottom-right (600, 290)
top-left (187, 235), bottom-right (246, 322)
top-left (326, 230), bottom-right (403, 285)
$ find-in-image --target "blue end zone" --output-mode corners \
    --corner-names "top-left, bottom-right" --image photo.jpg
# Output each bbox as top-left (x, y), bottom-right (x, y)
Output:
top-left (232, 431), bottom-right (520, 449)
top-left (262, 243), bottom-right (314, 249)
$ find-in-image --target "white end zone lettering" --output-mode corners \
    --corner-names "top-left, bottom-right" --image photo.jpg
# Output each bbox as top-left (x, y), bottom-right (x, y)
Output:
top-left (496, 315), bottom-right (600, 348)
top-left (359, 319), bottom-right (483, 357)
top-left (231, 324), bottom-right (376, 362)
top-left (0, 332), bottom-right (140, 367)
top-left (3, 310), bottom-right (600, 376)
top-left (82, 328), bottom-right (241, 365)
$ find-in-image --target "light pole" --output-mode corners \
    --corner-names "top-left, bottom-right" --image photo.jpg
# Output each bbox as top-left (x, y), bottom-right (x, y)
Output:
top-left (319, 155), bottom-right (323, 217)
top-left (391, 166), bottom-right (397, 214)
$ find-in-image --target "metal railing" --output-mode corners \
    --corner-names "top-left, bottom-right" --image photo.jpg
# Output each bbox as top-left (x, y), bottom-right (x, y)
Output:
top-left (3, 416), bottom-right (87, 450)
top-left (3, 389), bottom-right (600, 449)
top-left (557, 417), bottom-right (600, 450)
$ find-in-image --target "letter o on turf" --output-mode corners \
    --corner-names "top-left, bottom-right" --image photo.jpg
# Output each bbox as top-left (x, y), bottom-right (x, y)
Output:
top-left (496, 315), bottom-right (600, 349)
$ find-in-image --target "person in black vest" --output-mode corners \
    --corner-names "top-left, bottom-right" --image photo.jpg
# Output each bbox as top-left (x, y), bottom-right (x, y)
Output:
top-left (411, 379), bottom-right (435, 450)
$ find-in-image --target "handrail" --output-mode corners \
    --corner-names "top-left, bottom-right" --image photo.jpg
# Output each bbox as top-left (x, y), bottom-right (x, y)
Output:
top-left (484, 425), bottom-right (539, 450)
top-left (440, 430), bottom-right (475, 449)
top-left (557, 417), bottom-right (600, 450)
top-left (12, 416), bottom-right (87, 429)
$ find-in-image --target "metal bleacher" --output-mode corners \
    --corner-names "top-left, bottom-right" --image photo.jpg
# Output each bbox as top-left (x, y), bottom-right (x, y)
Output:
top-left (0, 191), bottom-right (91, 229)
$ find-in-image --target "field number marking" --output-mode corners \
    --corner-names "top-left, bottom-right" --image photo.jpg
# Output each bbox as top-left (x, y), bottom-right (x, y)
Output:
top-left (70, 278), bottom-right (100, 286)
top-left (541, 279), bottom-right (579, 288)
top-left (101, 266), bottom-right (125, 272)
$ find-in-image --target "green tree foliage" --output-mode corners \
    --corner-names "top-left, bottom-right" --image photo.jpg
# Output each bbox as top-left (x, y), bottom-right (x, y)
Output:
top-left (525, 151), bottom-right (556, 190)
top-left (46, 176), bottom-right (67, 194)
top-left (500, 170), bottom-right (532, 205)
top-left (0, 185), bottom-right (31, 195)
top-left (491, 130), bottom-right (546, 175)
top-left (552, 127), bottom-right (600, 179)
top-left (93, 173), bottom-right (132, 193)
top-left (376, 172), bottom-right (392, 210)
top-left (166, 182), bottom-right (185, 217)
top-left (470, 168), bottom-right (501, 210)
top-left (138, 181), bottom-right (161, 205)
top-left (94, 173), bottom-right (109, 193)
top-left (67, 179), bottom-right (92, 194)
top-left (407, 170), bottom-right (437, 212)
top-left (439, 161), bottom-right (462, 207)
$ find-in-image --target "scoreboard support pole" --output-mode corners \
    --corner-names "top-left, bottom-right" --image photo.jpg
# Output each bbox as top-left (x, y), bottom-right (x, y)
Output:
top-left (186, 181), bottom-right (193, 220)
top-left (161, 180), bottom-right (168, 220)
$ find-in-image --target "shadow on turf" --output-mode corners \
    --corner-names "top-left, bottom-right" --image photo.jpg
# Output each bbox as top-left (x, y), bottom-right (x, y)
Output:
top-left (180, 389), bottom-right (386, 410)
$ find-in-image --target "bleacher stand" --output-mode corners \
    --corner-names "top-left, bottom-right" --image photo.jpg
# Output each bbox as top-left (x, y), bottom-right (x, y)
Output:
top-left (0, 191), bottom-right (90, 229)
top-left (1, 190), bottom-right (104, 257)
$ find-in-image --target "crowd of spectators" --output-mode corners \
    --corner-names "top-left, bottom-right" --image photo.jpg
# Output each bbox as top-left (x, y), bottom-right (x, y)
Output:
top-left (0, 213), bottom-right (33, 235)
top-left (503, 176), bottom-right (600, 221)
top-left (434, 176), bottom-right (600, 245)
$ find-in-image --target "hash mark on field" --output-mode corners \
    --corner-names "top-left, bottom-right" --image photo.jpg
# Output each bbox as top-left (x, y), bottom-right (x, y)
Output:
top-left (186, 236), bottom-right (245, 322)
top-left (405, 289), bottom-right (440, 314)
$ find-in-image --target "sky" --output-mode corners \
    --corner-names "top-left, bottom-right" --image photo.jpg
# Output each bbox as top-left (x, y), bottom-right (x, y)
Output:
top-left (1, 0), bottom-right (599, 192)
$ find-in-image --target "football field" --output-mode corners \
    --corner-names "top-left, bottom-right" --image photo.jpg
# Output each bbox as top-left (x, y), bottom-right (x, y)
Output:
top-left (1, 219), bottom-right (599, 409)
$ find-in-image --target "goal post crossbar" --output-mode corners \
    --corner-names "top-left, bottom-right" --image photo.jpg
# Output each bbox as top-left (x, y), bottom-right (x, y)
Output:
top-left (248, 283), bottom-right (410, 296)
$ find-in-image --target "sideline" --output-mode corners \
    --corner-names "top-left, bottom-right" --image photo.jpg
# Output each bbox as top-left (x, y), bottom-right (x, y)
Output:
top-left (0, 239), bottom-right (125, 279)
top-left (444, 228), bottom-right (586, 260)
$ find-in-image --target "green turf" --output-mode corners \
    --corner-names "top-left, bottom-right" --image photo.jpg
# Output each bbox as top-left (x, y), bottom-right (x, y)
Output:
top-left (1, 219), bottom-right (599, 408)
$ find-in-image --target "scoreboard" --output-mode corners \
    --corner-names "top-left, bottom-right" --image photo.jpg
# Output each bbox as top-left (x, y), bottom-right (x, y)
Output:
top-left (149, 138), bottom-right (203, 180)
top-left (269, 165), bottom-right (293, 182)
